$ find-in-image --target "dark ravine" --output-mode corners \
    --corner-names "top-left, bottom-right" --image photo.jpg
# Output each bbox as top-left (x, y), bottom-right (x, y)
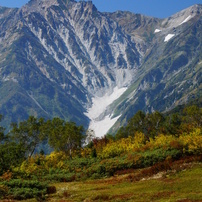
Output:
top-left (0, 0), bottom-right (201, 134)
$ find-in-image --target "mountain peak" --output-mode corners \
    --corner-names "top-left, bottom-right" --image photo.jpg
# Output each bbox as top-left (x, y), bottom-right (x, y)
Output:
top-left (20, 0), bottom-right (97, 17)
top-left (21, 0), bottom-right (58, 14)
top-left (161, 4), bottom-right (201, 29)
top-left (170, 4), bottom-right (202, 18)
top-left (21, 0), bottom-right (75, 14)
top-left (26, 0), bottom-right (59, 7)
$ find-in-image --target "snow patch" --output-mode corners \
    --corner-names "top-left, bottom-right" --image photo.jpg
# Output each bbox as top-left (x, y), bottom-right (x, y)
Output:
top-left (85, 87), bottom-right (127, 137)
top-left (154, 29), bottom-right (161, 33)
top-left (164, 34), bottom-right (175, 42)
top-left (61, 83), bottom-right (67, 89)
top-left (179, 15), bottom-right (192, 25)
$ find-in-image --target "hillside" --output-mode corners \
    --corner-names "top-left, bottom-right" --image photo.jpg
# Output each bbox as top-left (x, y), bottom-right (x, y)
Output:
top-left (0, 104), bottom-right (201, 201)
top-left (41, 163), bottom-right (202, 201)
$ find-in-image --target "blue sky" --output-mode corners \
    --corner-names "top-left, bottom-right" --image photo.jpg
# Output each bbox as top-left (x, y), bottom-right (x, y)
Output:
top-left (0, 0), bottom-right (201, 18)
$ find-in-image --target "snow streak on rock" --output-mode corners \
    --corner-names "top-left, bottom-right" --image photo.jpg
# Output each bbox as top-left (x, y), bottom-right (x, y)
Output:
top-left (164, 34), bottom-right (175, 42)
top-left (154, 29), bottom-right (161, 33)
top-left (179, 15), bottom-right (192, 25)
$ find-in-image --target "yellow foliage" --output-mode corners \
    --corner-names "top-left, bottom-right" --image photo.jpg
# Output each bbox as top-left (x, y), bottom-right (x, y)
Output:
top-left (99, 132), bottom-right (145, 159)
top-left (81, 148), bottom-right (92, 158)
top-left (15, 128), bottom-right (202, 176)
top-left (45, 151), bottom-right (66, 161)
top-left (57, 161), bottom-right (64, 169)
top-left (149, 134), bottom-right (176, 149)
top-left (20, 160), bottom-right (38, 175)
top-left (44, 151), bottom-right (67, 169)
top-left (179, 128), bottom-right (202, 154)
top-left (146, 128), bottom-right (201, 154)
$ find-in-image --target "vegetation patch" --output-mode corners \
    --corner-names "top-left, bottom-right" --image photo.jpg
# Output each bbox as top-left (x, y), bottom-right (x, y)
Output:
top-left (0, 104), bottom-right (201, 201)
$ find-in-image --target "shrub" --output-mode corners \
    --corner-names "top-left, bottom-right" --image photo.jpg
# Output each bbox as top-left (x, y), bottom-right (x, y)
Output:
top-left (179, 128), bottom-right (202, 154)
top-left (140, 148), bottom-right (182, 168)
top-left (169, 140), bottom-right (183, 150)
top-left (0, 185), bottom-right (8, 199)
top-left (9, 188), bottom-right (45, 200)
top-left (44, 173), bottom-right (75, 182)
top-left (100, 133), bottom-right (145, 159)
top-left (90, 173), bottom-right (102, 179)
top-left (1, 179), bottom-right (47, 200)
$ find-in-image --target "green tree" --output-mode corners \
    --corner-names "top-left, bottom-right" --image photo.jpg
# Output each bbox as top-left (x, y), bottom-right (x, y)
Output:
top-left (117, 111), bottom-right (165, 139)
top-left (183, 105), bottom-right (202, 128)
top-left (48, 118), bottom-right (85, 158)
top-left (127, 110), bottom-right (147, 136)
top-left (10, 116), bottom-right (47, 158)
top-left (0, 114), bottom-right (26, 174)
top-left (0, 142), bottom-right (25, 175)
top-left (0, 115), bottom-right (5, 143)
top-left (115, 126), bottom-right (128, 140)
top-left (146, 111), bottom-right (165, 137)
top-left (165, 112), bottom-right (182, 136)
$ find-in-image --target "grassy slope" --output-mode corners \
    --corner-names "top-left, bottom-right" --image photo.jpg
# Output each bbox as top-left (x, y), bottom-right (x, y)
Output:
top-left (21, 162), bottom-right (202, 202)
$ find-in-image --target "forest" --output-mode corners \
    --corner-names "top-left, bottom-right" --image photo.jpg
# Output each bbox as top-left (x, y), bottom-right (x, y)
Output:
top-left (0, 104), bottom-right (201, 201)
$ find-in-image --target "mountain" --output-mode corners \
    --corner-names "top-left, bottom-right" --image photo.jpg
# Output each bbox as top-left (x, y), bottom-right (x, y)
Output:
top-left (0, 0), bottom-right (140, 129)
top-left (0, 0), bottom-right (201, 136)
top-left (107, 4), bottom-right (202, 133)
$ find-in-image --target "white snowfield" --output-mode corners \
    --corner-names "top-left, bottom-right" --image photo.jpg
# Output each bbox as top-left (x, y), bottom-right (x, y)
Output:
top-left (164, 34), bottom-right (175, 42)
top-left (89, 115), bottom-right (121, 138)
top-left (85, 87), bottom-right (127, 137)
top-left (154, 29), bottom-right (161, 33)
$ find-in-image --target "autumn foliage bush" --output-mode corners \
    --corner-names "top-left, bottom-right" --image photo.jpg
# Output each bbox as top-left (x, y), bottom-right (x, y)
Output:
top-left (11, 128), bottom-right (201, 183)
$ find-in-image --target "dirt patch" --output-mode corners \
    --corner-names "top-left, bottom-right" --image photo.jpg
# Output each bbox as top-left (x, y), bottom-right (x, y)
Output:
top-left (141, 171), bottom-right (166, 181)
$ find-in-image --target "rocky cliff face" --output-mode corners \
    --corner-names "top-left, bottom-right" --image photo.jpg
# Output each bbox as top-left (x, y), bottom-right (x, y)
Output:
top-left (107, 4), bottom-right (202, 133)
top-left (0, 1), bottom-right (201, 136)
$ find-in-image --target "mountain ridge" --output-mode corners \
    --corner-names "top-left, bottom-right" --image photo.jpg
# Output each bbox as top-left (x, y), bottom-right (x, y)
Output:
top-left (0, 1), bottom-right (201, 136)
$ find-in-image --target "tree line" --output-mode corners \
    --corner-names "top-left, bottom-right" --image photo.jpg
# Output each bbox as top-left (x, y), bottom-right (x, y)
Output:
top-left (0, 104), bottom-right (201, 175)
top-left (115, 105), bottom-right (201, 140)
